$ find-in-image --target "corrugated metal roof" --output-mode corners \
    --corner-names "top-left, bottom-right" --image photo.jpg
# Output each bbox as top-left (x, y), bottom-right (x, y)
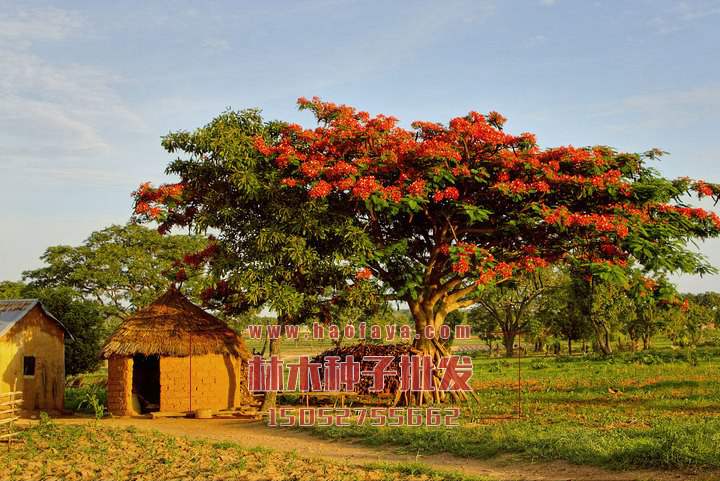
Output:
top-left (0, 299), bottom-right (73, 339)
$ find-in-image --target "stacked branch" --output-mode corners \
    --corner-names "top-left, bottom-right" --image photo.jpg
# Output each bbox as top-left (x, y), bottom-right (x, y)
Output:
top-left (313, 343), bottom-right (473, 406)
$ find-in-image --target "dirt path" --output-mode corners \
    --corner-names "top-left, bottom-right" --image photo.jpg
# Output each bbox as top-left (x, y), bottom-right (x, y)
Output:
top-left (35, 417), bottom-right (718, 481)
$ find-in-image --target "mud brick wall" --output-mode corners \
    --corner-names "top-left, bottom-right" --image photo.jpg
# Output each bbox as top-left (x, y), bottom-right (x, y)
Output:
top-left (107, 356), bottom-right (134, 416)
top-left (159, 354), bottom-right (247, 412)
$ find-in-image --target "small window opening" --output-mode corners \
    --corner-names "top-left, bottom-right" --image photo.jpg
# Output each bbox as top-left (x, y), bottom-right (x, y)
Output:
top-left (23, 356), bottom-right (36, 376)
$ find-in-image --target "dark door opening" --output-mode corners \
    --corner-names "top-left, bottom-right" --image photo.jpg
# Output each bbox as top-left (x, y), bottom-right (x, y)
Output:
top-left (132, 354), bottom-right (160, 413)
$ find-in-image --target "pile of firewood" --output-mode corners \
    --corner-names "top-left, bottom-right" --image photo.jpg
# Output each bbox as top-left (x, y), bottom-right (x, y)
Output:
top-left (312, 343), bottom-right (418, 395)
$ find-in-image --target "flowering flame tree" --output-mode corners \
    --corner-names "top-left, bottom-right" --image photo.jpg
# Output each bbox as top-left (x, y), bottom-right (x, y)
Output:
top-left (135, 98), bottom-right (720, 401)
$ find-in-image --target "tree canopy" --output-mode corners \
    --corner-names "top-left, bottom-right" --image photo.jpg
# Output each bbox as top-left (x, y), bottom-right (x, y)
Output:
top-left (134, 109), bottom-right (382, 323)
top-left (23, 223), bottom-right (210, 318)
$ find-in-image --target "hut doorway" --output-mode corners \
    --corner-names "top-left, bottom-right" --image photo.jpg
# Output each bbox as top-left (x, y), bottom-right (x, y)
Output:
top-left (132, 354), bottom-right (160, 413)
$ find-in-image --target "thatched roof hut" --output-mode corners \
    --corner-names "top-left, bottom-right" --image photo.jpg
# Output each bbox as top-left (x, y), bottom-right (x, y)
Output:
top-left (101, 287), bottom-right (249, 359)
top-left (103, 287), bottom-right (251, 416)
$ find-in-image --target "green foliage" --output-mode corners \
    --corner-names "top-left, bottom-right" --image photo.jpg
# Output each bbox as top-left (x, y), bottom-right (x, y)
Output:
top-left (79, 389), bottom-right (105, 420)
top-left (470, 270), bottom-right (556, 356)
top-left (0, 280), bottom-right (25, 299)
top-left (150, 110), bottom-right (386, 324)
top-left (37, 412), bottom-right (55, 435)
top-left (530, 358), bottom-right (549, 369)
top-left (535, 270), bottom-right (593, 354)
top-left (23, 223), bottom-right (210, 317)
top-left (687, 291), bottom-right (720, 324)
top-left (665, 299), bottom-right (714, 348)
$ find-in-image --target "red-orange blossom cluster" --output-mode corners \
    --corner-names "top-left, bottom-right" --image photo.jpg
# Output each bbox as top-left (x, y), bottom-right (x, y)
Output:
top-left (135, 97), bottom-right (720, 287)
top-left (251, 97), bottom-right (719, 284)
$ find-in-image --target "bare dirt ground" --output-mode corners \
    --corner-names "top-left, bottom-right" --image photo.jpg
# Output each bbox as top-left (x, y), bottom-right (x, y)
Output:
top-left (25, 417), bottom-right (720, 481)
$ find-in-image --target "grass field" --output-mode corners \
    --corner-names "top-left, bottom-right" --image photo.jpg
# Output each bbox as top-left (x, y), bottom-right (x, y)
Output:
top-left (305, 343), bottom-right (720, 471)
top-left (1, 419), bottom-right (485, 481)
top-left (58, 336), bottom-right (720, 477)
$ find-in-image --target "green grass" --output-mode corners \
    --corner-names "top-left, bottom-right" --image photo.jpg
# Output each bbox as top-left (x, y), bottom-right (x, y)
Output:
top-left (304, 343), bottom-right (720, 470)
top-left (65, 385), bottom-right (107, 414)
top-left (65, 370), bottom-right (108, 414)
top-left (309, 416), bottom-right (720, 470)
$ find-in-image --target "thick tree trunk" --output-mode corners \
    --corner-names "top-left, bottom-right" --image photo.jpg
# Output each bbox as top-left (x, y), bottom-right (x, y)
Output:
top-left (568, 338), bottom-right (572, 355)
top-left (405, 302), bottom-right (470, 406)
top-left (260, 336), bottom-right (281, 411)
top-left (591, 320), bottom-right (612, 355)
top-left (603, 327), bottom-right (612, 355)
top-left (642, 334), bottom-right (650, 350)
top-left (503, 331), bottom-right (516, 357)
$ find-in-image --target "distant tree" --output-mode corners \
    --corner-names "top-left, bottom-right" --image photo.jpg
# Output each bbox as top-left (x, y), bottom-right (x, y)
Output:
top-left (467, 306), bottom-right (499, 352)
top-left (536, 273), bottom-right (593, 355)
top-left (567, 274), bottom-right (636, 355)
top-left (686, 292), bottom-right (720, 325)
top-left (442, 309), bottom-right (467, 347)
top-left (25, 286), bottom-right (105, 375)
top-left (472, 270), bottom-right (552, 357)
top-left (0, 281), bottom-right (25, 299)
top-left (667, 293), bottom-right (719, 348)
top-left (23, 223), bottom-right (210, 318)
top-left (665, 297), bottom-right (713, 348)
top-left (624, 273), bottom-right (677, 350)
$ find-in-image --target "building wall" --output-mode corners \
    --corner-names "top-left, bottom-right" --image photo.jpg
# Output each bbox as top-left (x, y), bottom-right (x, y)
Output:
top-left (0, 306), bottom-right (65, 411)
top-left (107, 356), bottom-right (135, 416)
top-left (106, 352), bottom-right (251, 415)
top-left (159, 353), bottom-right (250, 412)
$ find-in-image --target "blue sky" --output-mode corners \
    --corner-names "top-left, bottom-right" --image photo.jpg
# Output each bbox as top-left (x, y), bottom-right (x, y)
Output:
top-left (1, 0), bottom-right (720, 291)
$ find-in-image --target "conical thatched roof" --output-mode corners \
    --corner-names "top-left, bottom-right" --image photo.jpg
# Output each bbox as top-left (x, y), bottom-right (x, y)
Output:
top-left (101, 287), bottom-right (249, 359)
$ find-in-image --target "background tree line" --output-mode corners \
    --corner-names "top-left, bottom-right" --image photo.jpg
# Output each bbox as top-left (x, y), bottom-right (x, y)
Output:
top-left (2, 222), bottom-right (718, 377)
top-left (467, 267), bottom-right (719, 357)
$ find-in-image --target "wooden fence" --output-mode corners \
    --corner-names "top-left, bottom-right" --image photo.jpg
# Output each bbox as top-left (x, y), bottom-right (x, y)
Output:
top-left (0, 386), bottom-right (23, 447)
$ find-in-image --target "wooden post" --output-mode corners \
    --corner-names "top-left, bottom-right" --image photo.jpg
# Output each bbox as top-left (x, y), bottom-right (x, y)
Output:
top-left (517, 334), bottom-right (522, 419)
top-left (189, 333), bottom-right (193, 413)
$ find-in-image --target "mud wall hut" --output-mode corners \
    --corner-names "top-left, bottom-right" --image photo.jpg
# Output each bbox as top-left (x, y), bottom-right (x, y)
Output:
top-left (101, 287), bottom-right (251, 416)
top-left (0, 300), bottom-right (71, 412)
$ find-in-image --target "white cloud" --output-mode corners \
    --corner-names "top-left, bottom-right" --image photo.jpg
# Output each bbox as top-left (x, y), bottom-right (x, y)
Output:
top-left (289, 0), bottom-right (496, 88)
top-left (0, 6), bottom-right (83, 42)
top-left (648, 1), bottom-right (720, 34)
top-left (622, 86), bottom-right (720, 120)
top-left (591, 86), bottom-right (720, 130)
top-left (0, 6), bottom-right (145, 182)
top-left (202, 38), bottom-right (231, 52)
